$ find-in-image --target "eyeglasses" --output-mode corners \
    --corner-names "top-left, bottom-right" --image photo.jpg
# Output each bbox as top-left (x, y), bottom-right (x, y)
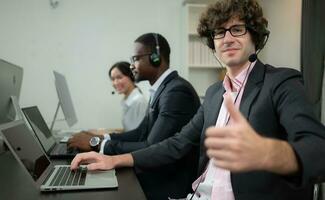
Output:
top-left (212, 24), bottom-right (249, 39)
top-left (130, 53), bottom-right (152, 64)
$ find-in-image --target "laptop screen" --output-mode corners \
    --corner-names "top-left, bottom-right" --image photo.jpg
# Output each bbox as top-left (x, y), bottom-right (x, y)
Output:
top-left (22, 106), bottom-right (56, 152)
top-left (1, 121), bottom-right (50, 181)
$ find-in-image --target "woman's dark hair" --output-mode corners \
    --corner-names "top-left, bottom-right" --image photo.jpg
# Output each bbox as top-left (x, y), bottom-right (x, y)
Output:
top-left (197, 0), bottom-right (269, 51)
top-left (108, 61), bottom-right (135, 82)
top-left (134, 33), bottom-right (171, 65)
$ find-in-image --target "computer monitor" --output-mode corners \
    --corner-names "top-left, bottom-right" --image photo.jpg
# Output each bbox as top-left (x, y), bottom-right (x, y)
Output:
top-left (0, 59), bottom-right (23, 124)
top-left (50, 71), bottom-right (77, 131)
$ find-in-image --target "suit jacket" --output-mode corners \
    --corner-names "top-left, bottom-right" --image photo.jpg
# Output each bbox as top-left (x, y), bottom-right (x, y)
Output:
top-left (104, 71), bottom-right (201, 200)
top-left (132, 61), bottom-right (325, 200)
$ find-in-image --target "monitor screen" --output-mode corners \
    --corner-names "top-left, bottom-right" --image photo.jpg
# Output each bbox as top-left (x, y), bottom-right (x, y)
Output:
top-left (22, 106), bottom-right (56, 153)
top-left (0, 59), bottom-right (23, 124)
top-left (53, 71), bottom-right (77, 127)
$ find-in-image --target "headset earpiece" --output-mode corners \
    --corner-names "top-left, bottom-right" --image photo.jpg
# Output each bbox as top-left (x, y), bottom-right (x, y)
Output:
top-left (206, 31), bottom-right (215, 50)
top-left (207, 37), bottom-right (215, 50)
top-left (150, 33), bottom-right (161, 67)
top-left (257, 28), bottom-right (270, 51)
top-left (150, 53), bottom-right (160, 67)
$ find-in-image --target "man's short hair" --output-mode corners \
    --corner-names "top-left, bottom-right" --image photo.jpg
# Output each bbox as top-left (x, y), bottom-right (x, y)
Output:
top-left (197, 0), bottom-right (269, 51)
top-left (134, 33), bottom-right (171, 65)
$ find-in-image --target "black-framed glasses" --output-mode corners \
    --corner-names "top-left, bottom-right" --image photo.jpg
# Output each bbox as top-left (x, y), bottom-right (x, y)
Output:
top-left (212, 24), bottom-right (248, 39)
top-left (130, 53), bottom-right (152, 64)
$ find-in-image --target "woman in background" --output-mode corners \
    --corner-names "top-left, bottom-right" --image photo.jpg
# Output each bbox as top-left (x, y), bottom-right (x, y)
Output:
top-left (108, 61), bottom-right (147, 131)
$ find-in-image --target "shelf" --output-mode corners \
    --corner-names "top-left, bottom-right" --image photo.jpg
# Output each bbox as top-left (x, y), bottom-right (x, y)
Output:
top-left (185, 3), bottom-right (207, 8)
top-left (184, 2), bottom-right (225, 98)
top-left (187, 4), bottom-right (207, 33)
top-left (188, 36), bottom-right (216, 67)
top-left (189, 64), bottom-right (221, 69)
top-left (183, 0), bottom-right (217, 5)
top-left (189, 32), bottom-right (199, 36)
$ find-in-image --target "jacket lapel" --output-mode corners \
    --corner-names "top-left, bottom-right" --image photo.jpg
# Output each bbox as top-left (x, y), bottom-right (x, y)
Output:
top-left (150, 71), bottom-right (178, 107)
top-left (199, 62), bottom-right (266, 175)
top-left (206, 60), bottom-right (266, 125)
top-left (198, 83), bottom-right (224, 174)
top-left (240, 60), bottom-right (265, 118)
top-left (205, 84), bottom-right (225, 127)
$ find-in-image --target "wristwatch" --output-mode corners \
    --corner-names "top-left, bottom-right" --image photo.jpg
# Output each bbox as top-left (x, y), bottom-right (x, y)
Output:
top-left (89, 136), bottom-right (101, 151)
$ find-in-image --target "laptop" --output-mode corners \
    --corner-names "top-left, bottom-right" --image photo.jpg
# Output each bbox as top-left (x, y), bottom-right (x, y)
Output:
top-left (22, 106), bottom-right (78, 159)
top-left (0, 120), bottom-right (118, 191)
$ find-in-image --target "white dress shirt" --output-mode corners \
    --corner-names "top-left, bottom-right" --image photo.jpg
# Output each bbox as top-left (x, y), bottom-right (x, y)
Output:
top-left (149, 68), bottom-right (174, 104)
top-left (121, 87), bottom-right (147, 131)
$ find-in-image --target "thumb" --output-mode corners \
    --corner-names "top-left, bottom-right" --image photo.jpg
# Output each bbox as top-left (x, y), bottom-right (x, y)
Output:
top-left (224, 93), bottom-right (245, 123)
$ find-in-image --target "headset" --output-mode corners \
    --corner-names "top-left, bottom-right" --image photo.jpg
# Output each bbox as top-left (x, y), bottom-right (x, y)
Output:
top-left (149, 33), bottom-right (161, 67)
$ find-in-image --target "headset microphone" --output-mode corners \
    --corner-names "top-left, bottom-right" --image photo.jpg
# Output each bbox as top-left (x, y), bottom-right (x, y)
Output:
top-left (111, 91), bottom-right (115, 95)
top-left (248, 53), bottom-right (257, 63)
top-left (246, 30), bottom-right (269, 63)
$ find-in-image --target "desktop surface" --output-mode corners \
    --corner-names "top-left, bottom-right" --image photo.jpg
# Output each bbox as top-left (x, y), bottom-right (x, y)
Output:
top-left (0, 151), bottom-right (146, 200)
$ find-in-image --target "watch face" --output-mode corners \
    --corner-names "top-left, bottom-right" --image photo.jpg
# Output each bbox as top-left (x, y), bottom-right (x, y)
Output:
top-left (90, 137), bottom-right (100, 147)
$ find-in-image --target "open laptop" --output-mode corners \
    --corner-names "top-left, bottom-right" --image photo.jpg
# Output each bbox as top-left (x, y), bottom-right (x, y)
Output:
top-left (0, 120), bottom-right (118, 192)
top-left (22, 106), bottom-right (78, 159)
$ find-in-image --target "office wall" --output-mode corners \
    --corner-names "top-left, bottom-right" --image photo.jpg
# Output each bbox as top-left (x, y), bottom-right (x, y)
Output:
top-left (259, 0), bottom-right (301, 71)
top-left (260, 0), bottom-right (325, 120)
top-left (0, 0), bottom-right (308, 129)
top-left (0, 0), bottom-right (183, 129)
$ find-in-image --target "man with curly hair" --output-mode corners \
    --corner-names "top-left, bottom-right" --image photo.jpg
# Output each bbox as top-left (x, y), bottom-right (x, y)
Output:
top-left (70, 0), bottom-right (325, 199)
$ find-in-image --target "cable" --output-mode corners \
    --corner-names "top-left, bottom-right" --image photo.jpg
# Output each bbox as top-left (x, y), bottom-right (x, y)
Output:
top-left (188, 171), bottom-right (205, 200)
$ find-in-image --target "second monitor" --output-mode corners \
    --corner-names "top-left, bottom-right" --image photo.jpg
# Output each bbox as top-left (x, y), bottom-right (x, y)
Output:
top-left (50, 71), bottom-right (78, 131)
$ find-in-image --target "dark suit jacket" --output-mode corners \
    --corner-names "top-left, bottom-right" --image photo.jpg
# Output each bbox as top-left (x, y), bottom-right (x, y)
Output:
top-left (104, 71), bottom-right (201, 200)
top-left (132, 61), bottom-right (325, 200)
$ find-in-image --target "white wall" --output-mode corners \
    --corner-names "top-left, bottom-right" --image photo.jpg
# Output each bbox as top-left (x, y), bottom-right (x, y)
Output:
top-left (0, 0), bottom-right (305, 130)
top-left (260, 0), bottom-right (325, 120)
top-left (0, 0), bottom-right (183, 129)
top-left (259, 0), bottom-right (302, 70)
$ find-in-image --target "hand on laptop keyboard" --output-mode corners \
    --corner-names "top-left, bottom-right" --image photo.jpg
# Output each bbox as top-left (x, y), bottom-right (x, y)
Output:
top-left (70, 152), bottom-right (118, 171)
top-left (67, 131), bottom-right (103, 152)
top-left (67, 146), bottom-right (79, 154)
top-left (59, 136), bottom-right (71, 143)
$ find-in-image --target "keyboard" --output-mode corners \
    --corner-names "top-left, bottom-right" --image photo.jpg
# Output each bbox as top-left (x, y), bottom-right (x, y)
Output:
top-left (49, 166), bottom-right (87, 186)
top-left (51, 143), bottom-right (78, 155)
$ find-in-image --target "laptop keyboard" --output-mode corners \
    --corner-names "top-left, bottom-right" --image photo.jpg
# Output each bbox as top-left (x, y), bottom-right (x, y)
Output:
top-left (52, 145), bottom-right (66, 155)
top-left (49, 166), bottom-right (87, 186)
top-left (52, 143), bottom-right (78, 155)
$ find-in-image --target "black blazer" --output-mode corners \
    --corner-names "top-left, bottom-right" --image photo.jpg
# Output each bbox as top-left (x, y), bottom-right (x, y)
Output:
top-left (132, 61), bottom-right (325, 200)
top-left (104, 71), bottom-right (201, 200)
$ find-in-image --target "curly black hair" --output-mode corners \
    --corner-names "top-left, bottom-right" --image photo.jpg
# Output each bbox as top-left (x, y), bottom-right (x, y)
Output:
top-left (197, 0), bottom-right (269, 51)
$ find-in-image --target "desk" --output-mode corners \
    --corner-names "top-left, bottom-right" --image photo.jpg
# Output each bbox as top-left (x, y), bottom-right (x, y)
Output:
top-left (0, 151), bottom-right (146, 200)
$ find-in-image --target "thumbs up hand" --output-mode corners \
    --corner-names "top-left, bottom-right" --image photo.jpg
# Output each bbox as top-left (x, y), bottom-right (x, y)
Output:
top-left (204, 94), bottom-right (272, 172)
